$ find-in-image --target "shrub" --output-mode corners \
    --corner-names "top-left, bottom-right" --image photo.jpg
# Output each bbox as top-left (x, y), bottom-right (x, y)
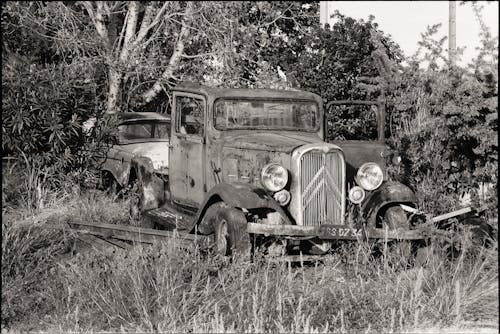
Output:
top-left (385, 23), bottom-right (498, 214)
top-left (2, 59), bottom-right (118, 198)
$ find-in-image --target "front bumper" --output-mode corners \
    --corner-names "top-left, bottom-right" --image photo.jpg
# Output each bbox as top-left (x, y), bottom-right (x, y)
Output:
top-left (246, 223), bottom-right (425, 240)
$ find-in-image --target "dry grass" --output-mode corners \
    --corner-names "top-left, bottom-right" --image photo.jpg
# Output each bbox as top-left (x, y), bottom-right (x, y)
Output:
top-left (2, 174), bottom-right (498, 333)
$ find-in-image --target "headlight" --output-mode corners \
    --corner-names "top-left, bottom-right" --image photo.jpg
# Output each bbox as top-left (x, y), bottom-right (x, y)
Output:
top-left (261, 163), bottom-right (288, 192)
top-left (273, 189), bottom-right (291, 206)
top-left (356, 162), bottom-right (383, 191)
top-left (349, 186), bottom-right (365, 204)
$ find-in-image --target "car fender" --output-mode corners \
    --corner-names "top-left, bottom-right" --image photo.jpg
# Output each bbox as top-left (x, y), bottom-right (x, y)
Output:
top-left (189, 182), bottom-right (292, 233)
top-left (101, 147), bottom-right (133, 186)
top-left (361, 181), bottom-right (417, 226)
top-left (102, 162), bottom-right (131, 187)
top-left (130, 157), bottom-right (165, 211)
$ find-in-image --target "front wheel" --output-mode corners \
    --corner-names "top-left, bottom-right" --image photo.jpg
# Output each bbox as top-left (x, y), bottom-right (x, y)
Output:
top-left (213, 207), bottom-right (252, 260)
top-left (383, 205), bottom-right (409, 230)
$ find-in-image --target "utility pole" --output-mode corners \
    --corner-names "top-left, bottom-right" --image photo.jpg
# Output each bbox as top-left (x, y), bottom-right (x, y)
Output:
top-left (320, 1), bottom-right (330, 27)
top-left (449, 1), bottom-right (457, 66)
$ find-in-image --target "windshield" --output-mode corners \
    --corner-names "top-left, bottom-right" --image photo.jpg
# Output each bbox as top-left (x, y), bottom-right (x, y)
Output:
top-left (118, 121), bottom-right (170, 142)
top-left (214, 99), bottom-right (318, 131)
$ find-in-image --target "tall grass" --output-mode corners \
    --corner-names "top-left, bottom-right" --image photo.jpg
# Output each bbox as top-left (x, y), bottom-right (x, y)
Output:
top-left (32, 235), bottom-right (494, 333)
top-left (4, 218), bottom-right (495, 333)
top-left (2, 170), bottom-right (498, 333)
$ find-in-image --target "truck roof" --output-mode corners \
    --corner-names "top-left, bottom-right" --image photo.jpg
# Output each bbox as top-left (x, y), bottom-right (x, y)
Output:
top-left (173, 83), bottom-right (322, 101)
top-left (119, 112), bottom-right (170, 122)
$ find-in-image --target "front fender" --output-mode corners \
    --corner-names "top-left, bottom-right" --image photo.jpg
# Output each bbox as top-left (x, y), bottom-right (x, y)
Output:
top-left (361, 181), bottom-right (417, 227)
top-left (189, 182), bottom-right (291, 233)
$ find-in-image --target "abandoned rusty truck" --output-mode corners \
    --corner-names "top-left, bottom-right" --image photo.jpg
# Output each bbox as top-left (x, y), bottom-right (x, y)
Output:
top-left (100, 83), bottom-right (487, 257)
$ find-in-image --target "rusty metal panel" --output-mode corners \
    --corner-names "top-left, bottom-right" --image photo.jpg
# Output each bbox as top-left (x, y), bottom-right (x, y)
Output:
top-left (169, 92), bottom-right (207, 207)
top-left (101, 146), bottom-right (132, 186)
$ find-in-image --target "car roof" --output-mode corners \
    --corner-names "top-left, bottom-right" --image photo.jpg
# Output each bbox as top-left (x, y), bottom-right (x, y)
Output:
top-left (119, 112), bottom-right (170, 122)
top-left (172, 82), bottom-right (322, 101)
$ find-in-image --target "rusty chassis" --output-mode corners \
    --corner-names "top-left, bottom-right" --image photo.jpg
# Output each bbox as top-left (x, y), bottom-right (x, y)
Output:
top-left (246, 206), bottom-right (487, 241)
top-left (246, 223), bottom-right (424, 241)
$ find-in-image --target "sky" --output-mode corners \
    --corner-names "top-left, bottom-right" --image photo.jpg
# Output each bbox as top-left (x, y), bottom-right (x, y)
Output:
top-left (322, 1), bottom-right (499, 66)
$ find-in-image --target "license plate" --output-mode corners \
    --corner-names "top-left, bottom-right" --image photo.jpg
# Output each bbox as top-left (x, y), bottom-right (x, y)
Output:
top-left (318, 225), bottom-right (363, 239)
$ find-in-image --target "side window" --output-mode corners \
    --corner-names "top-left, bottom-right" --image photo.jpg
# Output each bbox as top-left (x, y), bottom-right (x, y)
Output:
top-left (176, 96), bottom-right (204, 136)
top-left (154, 122), bottom-right (170, 139)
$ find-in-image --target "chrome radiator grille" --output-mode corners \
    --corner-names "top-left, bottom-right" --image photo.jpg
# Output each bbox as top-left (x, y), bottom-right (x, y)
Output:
top-left (300, 149), bottom-right (345, 226)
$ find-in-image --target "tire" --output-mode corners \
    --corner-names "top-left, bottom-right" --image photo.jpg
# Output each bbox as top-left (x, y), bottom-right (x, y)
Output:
top-left (213, 206), bottom-right (251, 259)
top-left (383, 205), bottom-right (409, 230)
top-left (197, 202), bottom-right (226, 235)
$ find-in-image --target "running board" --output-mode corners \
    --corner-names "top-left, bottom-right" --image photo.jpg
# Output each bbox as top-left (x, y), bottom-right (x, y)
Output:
top-left (144, 205), bottom-right (194, 231)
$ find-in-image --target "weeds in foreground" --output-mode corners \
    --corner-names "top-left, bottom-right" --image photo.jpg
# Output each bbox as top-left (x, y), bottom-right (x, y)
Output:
top-left (2, 215), bottom-right (497, 333)
top-left (2, 182), bottom-right (498, 332)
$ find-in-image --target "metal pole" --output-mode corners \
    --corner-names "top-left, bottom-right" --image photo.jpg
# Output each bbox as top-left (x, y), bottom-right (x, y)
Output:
top-left (449, 1), bottom-right (457, 66)
top-left (320, 1), bottom-right (329, 27)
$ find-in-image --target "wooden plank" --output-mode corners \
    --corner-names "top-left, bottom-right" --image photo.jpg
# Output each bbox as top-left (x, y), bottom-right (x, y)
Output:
top-left (267, 254), bottom-right (338, 263)
top-left (67, 221), bottom-right (210, 246)
top-left (431, 207), bottom-right (473, 223)
top-left (77, 234), bottom-right (122, 252)
top-left (105, 238), bottom-right (133, 250)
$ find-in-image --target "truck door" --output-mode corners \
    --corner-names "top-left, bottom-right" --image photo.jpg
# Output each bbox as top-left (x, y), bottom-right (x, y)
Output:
top-left (169, 92), bottom-right (206, 207)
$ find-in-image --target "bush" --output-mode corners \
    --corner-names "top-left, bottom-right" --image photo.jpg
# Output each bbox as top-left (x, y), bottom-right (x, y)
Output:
top-left (2, 60), bottom-right (118, 197)
top-left (384, 22), bottom-right (498, 214)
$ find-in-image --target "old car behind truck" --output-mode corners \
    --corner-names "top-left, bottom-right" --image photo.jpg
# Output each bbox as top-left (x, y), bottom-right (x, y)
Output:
top-left (100, 111), bottom-right (170, 217)
top-left (101, 83), bottom-right (490, 258)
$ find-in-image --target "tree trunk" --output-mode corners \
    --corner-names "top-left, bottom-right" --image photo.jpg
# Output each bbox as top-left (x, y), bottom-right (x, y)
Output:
top-left (107, 66), bottom-right (122, 114)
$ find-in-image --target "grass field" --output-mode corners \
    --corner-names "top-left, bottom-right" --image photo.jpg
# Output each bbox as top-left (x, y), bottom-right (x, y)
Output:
top-left (2, 183), bottom-right (498, 333)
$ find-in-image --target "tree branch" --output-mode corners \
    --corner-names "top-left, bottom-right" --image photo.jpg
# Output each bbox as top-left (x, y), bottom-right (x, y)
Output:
top-left (82, 1), bottom-right (111, 48)
top-left (119, 1), bottom-right (138, 60)
top-left (142, 2), bottom-right (193, 103)
top-left (135, 2), bottom-right (169, 45)
top-left (181, 52), bottom-right (215, 59)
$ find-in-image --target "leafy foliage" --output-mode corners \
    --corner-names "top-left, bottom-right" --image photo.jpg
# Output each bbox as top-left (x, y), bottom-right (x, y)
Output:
top-left (2, 59), bottom-right (117, 191)
top-left (383, 9), bottom-right (498, 212)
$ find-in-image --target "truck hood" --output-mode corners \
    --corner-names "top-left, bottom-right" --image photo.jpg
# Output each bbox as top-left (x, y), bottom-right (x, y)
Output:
top-left (220, 132), bottom-right (322, 153)
top-left (330, 140), bottom-right (388, 183)
top-left (115, 141), bottom-right (169, 169)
